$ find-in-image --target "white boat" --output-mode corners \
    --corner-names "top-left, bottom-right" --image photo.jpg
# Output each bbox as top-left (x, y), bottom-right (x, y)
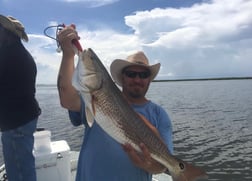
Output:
top-left (0, 129), bottom-right (172, 181)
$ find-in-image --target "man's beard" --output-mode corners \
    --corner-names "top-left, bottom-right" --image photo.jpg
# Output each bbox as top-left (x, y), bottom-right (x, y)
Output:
top-left (128, 86), bottom-right (147, 98)
top-left (129, 91), bottom-right (142, 98)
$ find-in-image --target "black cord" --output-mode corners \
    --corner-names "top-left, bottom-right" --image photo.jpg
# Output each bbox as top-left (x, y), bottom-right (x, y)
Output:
top-left (43, 24), bottom-right (64, 51)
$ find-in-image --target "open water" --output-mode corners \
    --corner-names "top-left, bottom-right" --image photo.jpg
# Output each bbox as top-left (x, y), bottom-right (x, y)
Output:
top-left (0, 79), bottom-right (251, 181)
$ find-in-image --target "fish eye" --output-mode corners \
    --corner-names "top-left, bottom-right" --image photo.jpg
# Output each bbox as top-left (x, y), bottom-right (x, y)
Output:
top-left (179, 162), bottom-right (185, 170)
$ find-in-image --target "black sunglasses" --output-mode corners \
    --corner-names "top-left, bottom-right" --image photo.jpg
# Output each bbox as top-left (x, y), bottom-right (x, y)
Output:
top-left (123, 70), bottom-right (151, 79)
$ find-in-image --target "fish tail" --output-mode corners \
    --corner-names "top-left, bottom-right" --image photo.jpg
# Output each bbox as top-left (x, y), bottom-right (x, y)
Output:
top-left (172, 161), bottom-right (208, 181)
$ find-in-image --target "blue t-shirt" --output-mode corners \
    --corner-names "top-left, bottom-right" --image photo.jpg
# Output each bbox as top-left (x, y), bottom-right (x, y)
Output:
top-left (69, 99), bottom-right (173, 181)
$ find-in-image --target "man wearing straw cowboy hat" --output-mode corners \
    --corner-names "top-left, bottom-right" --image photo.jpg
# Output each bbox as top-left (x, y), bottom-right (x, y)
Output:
top-left (57, 25), bottom-right (173, 181)
top-left (0, 14), bottom-right (41, 181)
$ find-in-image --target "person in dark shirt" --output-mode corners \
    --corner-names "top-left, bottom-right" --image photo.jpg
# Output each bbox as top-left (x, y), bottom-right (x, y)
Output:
top-left (0, 14), bottom-right (41, 181)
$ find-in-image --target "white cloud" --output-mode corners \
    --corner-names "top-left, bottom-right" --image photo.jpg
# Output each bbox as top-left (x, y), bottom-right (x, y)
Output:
top-left (24, 34), bottom-right (63, 84)
top-left (77, 28), bottom-right (141, 66)
top-left (25, 29), bottom-right (141, 84)
top-left (61, 0), bottom-right (119, 7)
top-left (124, 0), bottom-right (252, 79)
top-left (26, 0), bottom-right (252, 84)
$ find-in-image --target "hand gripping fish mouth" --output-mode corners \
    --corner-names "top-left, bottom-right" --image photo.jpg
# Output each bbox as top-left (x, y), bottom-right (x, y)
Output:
top-left (70, 41), bottom-right (208, 181)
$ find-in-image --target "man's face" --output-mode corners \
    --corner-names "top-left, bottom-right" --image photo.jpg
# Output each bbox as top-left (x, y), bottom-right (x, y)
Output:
top-left (121, 65), bottom-right (151, 99)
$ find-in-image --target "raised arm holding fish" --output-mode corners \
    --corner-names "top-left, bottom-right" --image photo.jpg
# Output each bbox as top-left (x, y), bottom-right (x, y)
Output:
top-left (57, 25), bottom-right (207, 181)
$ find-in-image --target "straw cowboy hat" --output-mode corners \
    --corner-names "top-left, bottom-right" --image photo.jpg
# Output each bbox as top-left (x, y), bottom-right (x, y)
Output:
top-left (110, 51), bottom-right (160, 86)
top-left (0, 14), bottom-right (28, 42)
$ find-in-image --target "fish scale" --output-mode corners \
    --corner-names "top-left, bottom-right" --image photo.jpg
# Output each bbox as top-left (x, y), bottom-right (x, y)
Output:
top-left (72, 48), bottom-right (208, 181)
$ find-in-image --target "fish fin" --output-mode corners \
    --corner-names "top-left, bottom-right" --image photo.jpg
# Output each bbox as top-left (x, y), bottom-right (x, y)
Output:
top-left (84, 94), bottom-right (97, 127)
top-left (85, 106), bottom-right (95, 127)
top-left (172, 159), bottom-right (208, 181)
top-left (91, 95), bottom-right (96, 116)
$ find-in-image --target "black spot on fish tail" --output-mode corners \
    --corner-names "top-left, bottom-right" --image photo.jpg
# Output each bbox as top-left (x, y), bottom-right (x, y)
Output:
top-left (179, 162), bottom-right (185, 170)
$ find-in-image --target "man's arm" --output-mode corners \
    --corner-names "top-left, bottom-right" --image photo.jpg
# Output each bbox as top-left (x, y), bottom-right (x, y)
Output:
top-left (57, 25), bottom-right (81, 112)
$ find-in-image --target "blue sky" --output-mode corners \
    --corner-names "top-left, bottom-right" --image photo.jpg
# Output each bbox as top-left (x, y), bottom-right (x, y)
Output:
top-left (1, 0), bottom-right (252, 84)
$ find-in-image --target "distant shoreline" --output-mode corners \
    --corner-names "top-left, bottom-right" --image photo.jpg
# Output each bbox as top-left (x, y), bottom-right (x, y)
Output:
top-left (37, 77), bottom-right (252, 86)
top-left (153, 76), bottom-right (252, 82)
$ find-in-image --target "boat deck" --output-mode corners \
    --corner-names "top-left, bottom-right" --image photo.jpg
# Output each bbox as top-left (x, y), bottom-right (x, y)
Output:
top-left (0, 147), bottom-right (172, 181)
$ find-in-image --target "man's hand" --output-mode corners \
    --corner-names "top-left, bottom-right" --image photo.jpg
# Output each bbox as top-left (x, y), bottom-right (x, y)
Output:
top-left (122, 143), bottom-right (167, 174)
top-left (57, 24), bottom-right (80, 57)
